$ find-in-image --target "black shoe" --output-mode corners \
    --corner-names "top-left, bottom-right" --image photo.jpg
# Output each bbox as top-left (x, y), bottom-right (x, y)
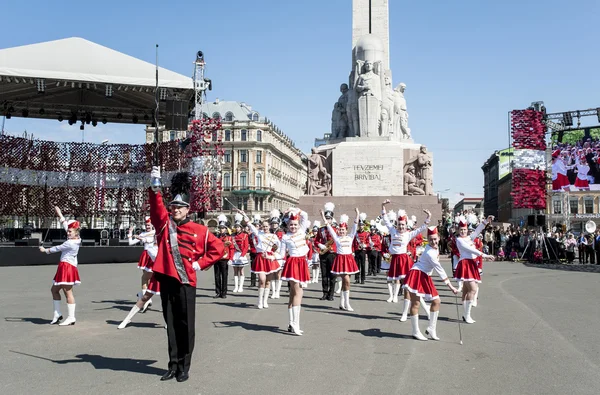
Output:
top-left (354, 280), bottom-right (360, 284)
top-left (213, 294), bottom-right (221, 299)
top-left (176, 371), bottom-right (189, 382)
top-left (221, 295), bottom-right (227, 299)
top-left (319, 295), bottom-right (328, 300)
top-left (327, 295), bottom-right (334, 301)
top-left (360, 280), bottom-right (365, 284)
top-left (160, 370), bottom-right (177, 381)
top-left (288, 324), bottom-right (293, 332)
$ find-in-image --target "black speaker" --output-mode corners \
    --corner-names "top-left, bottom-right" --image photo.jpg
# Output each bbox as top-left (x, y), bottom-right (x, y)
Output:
top-left (14, 239), bottom-right (39, 246)
top-left (108, 238), bottom-right (120, 246)
top-left (527, 215), bottom-right (536, 227)
top-left (81, 239), bottom-right (95, 246)
top-left (536, 215), bottom-right (546, 227)
top-left (165, 100), bottom-right (189, 130)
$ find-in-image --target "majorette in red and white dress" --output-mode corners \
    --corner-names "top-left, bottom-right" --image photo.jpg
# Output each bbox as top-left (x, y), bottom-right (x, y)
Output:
top-left (145, 275), bottom-right (160, 295)
top-left (404, 229), bottom-right (451, 301)
top-left (280, 211), bottom-right (311, 285)
top-left (230, 231), bottom-right (250, 267)
top-left (129, 226), bottom-right (158, 272)
top-left (574, 160), bottom-right (590, 189)
top-left (551, 151), bottom-right (571, 191)
top-left (327, 222), bottom-right (359, 275)
top-left (454, 219), bottom-right (488, 283)
top-left (46, 220), bottom-right (82, 286)
top-left (381, 209), bottom-right (427, 280)
top-left (247, 222), bottom-right (282, 275)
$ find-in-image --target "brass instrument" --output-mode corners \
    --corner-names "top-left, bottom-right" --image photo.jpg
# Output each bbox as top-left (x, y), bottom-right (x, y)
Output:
top-left (319, 239), bottom-right (334, 254)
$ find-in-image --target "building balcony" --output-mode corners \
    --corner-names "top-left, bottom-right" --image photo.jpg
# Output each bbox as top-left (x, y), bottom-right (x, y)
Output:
top-left (226, 186), bottom-right (274, 196)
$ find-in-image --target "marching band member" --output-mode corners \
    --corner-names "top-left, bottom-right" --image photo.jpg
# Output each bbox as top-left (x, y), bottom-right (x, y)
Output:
top-left (353, 213), bottom-right (369, 284)
top-left (39, 206), bottom-right (81, 326)
top-left (403, 226), bottom-right (458, 341)
top-left (230, 214), bottom-right (249, 293)
top-left (472, 230), bottom-right (484, 307)
top-left (118, 276), bottom-right (161, 329)
top-left (367, 221), bottom-right (382, 275)
top-left (148, 168), bottom-right (224, 382)
top-left (242, 209), bottom-right (281, 309)
top-left (309, 222), bottom-right (321, 283)
top-left (381, 200), bottom-right (431, 322)
top-left (575, 155), bottom-right (591, 190)
top-left (454, 215), bottom-right (495, 324)
top-left (270, 212), bottom-right (285, 299)
top-left (214, 215), bottom-right (234, 299)
top-left (321, 208), bottom-right (361, 312)
top-left (248, 215), bottom-right (261, 287)
top-left (551, 150), bottom-right (571, 191)
top-left (278, 208), bottom-right (311, 335)
top-left (127, 217), bottom-right (157, 312)
top-left (314, 202), bottom-right (338, 301)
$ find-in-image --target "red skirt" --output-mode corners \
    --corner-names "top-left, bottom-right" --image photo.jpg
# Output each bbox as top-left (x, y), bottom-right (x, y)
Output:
top-left (251, 254), bottom-right (281, 275)
top-left (454, 258), bottom-right (482, 283)
top-left (137, 251), bottom-right (153, 272)
top-left (387, 253), bottom-right (413, 280)
top-left (575, 177), bottom-right (589, 188)
top-left (145, 275), bottom-right (160, 295)
top-left (331, 254), bottom-right (359, 275)
top-left (403, 269), bottom-right (439, 300)
top-left (552, 173), bottom-right (570, 190)
top-left (53, 261), bottom-right (81, 286)
top-left (281, 256), bottom-right (310, 284)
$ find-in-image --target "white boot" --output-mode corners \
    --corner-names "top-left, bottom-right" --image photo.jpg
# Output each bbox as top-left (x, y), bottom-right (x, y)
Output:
top-left (386, 283), bottom-right (394, 303)
top-left (276, 279), bottom-right (283, 298)
top-left (411, 314), bottom-right (427, 341)
top-left (287, 307), bottom-right (303, 334)
top-left (50, 300), bottom-right (62, 325)
top-left (463, 300), bottom-right (476, 323)
top-left (425, 311), bottom-right (440, 340)
top-left (238, 276), bottom-right (244, 293)
top-left (257, 288), bottom-right (265, 309)
top-left (142, 294), bottom-right (153, 313)
top-left (392, 283), bottom-right (401, 303)
top-left (473, 287), bottom-right (479, 307)
top-left (315, 267), bottom-right (320, 283)
top-left (335, 278), bottom-right (342, 294)
top-left (420, 296), bottom-right (431, 320)
top-left (291, 305), bottom-right (302, 336)
top-left (344, 290), bottom-right (354, 312)
top-left (339, 290), bottom-right (346, 310)
top-left (311, 268), bottom-right (316, 283)
top-left (270, 280), bottom-right (277, 299)
top-left (400, 298), bottom-right (410, 322)
top-left (263, 287), bottom-right (270, 308)
top-left (118, 305), bottom-right (140, 329)
top-left (457, 280), bottom-right (463, 293)
top-left (233, 276), bottom-right (239, 293)
top-left (59, 304), bottom-right (76, 326)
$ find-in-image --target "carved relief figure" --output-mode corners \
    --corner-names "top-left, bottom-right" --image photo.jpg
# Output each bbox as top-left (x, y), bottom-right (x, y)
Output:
top-left (404, 165), bottom-right (425, 195)
top-left (307, 148), bottom-right (332, 196)
top-left (380, 74), bottom-right (394, 137)
top-left (393, 83), bottom-right (411, 140)
top-left (330, 83), bottom-right (350, 139)
top-left (404, 146), bottom-right (432, 195)
top-left (354, 60), bottom-right (382, 137)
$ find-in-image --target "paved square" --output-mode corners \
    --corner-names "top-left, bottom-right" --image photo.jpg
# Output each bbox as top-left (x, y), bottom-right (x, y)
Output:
top-left (1, 259), bottom-right (599, 394)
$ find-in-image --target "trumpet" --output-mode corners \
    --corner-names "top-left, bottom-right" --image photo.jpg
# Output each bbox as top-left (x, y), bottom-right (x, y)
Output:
top-left (319, 239), bottom-right (334, 254)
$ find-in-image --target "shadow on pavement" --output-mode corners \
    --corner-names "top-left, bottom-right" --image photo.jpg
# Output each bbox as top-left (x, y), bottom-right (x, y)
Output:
top-left (5, 317), bottom-right (50, 325)
top-left (212, 320), bottom-right (285, 334)
top-left (348, 328), bottom-right (413, 339)
top-left (9, 350), bottom-right (165, 376)
top-left (197, 302), bottom-right (254, 309)
top-left (523, 263), bottom-right (600, 273)
top-left (91, 299), bottom-right (137, 305)
top-left (105, 320), bottom-right (164, 329)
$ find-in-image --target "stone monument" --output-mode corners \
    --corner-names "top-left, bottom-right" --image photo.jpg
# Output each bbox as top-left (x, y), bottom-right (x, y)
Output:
top-left (300, 0), bottom-right (440, 222)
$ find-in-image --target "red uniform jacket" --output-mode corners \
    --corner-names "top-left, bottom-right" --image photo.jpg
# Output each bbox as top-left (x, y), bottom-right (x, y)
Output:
top-left (306, 238), bottom-right (313, 259)
top-left (449, 235), bottom-right (460, 258)
top-left (408, 239), bottom-right (417, 259)
top-left (368, 233), bottom-right (382, 252)
top-left (474, 237), bottom-right (483, 269)
top-left (248, 231), bottom-right (257, 254)
top-left (219, 234), bottom-right (235, 260)
top-left (233, 232), bottom-right (249, 256)
top-left (353, 231), bottom-right (370, 253)
top-left (149, 189), bottom-right (224, 287)
top-left (314, 225), bottom-right (337, 254)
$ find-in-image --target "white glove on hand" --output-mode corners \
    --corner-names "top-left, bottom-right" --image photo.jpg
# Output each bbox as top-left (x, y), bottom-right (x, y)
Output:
top-left (192, 261), bottom-right (201, 271)
top-left (227, 260), bottom-right (233, 265)
top-left (150, 166), bottom-right (161, 179)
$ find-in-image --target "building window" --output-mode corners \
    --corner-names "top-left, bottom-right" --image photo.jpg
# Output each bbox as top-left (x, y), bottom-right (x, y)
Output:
top-left (570, 198), bottom-right (579, 214)
top-left (552, 198), bottom-right (562, 214)
top-left (241, 129), bottom-right (248, 141)
top-left (240, 150), bottom-right (248, 163)
top-left (169, 130), bottom-right (176, 141)
top-left (257, 129), bottom-right (262, 142)
top-left (256, 151), bottom-right (262, 164)
top-left (225, 112), bottom-right (234, 122)
top-left (224, 130), bottom-right (231, 141)
top-left (223, 198), bottom-right (231, 210)
top-left (240, 172), bottom-right (247, 188)
top-left (256, 173), bottom-right (262, 188)
top-left (584, 197), bottom-right (594, 214)
top-left (212, 112), bottom-right (221, 120)
top-left (252, 113), bottom-right (259, 121)
top-left (223, 173), bottom-right (230, 189)
top-left (238, 197), bottom-right (248, 211)
top-left (202, 112), bottom-right (209, 119)
top-left (212, 130), bottom-right (218, 141)
top-left (224, 150), bottom-right (231, 163)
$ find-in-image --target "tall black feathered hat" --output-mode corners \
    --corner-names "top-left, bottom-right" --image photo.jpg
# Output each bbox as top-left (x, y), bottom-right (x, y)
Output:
top-left (169, 172), bottom-right (191, 207)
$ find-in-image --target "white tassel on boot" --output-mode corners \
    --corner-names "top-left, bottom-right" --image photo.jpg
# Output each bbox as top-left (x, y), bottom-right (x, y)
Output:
top-left (411, 314), bottom-right (427, 341)
top-left (400, 298), bottom-right (410, 322)
top-left (463, 300), bottom-right (476, 323)
top-left (233, 276), bottom-right (239, 293)
top-left (59, 303), bottom-right (76, 326)
top-left (291, 305), bottom-right (302, 336)
top-left (425, 311), bottom-right (440, 340)
top-left (118, 305), bottom-right (140, 329)
top-left (386, 283), bottom-right (394, 303)
top-left (275, 279), bottom-right (283, 298)
top-left (420, 296), bottom-right (431, 320)
top-left (335, 278), bottom-right (342, 294)
top-left (257, 288), bottom-right (265, 309)
top-left (344, 290), bottom-right (354, 312)
top-left (50, 300), bottom-right (62, 325)
top-left (238, 276), bottom-right (244, 293)
top-left (263, 287), bottom-right (270, 308)
top-left (473, 287), bottom-right (479, 307)
top-left (392, 283), bottom-right (401, 303)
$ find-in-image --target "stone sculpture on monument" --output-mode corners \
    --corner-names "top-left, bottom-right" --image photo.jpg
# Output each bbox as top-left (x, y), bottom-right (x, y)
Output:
top-left (331, 84), bottom-right (350, 139)
top-left (393, 83), bottom-right (411, 139)
top-left (354, 60), bottom-right (382, 138)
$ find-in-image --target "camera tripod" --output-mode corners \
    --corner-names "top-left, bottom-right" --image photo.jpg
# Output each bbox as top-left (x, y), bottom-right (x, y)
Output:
top-left (520, 227), bottom-right (560, 264)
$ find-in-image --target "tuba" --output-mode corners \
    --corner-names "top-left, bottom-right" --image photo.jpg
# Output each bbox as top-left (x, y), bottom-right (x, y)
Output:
top-left (585, 220), bottom-right (596, 234)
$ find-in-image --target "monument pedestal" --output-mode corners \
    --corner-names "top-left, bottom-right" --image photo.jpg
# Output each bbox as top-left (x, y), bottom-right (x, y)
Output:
top-left (299, 195), bottom-right (442, 225)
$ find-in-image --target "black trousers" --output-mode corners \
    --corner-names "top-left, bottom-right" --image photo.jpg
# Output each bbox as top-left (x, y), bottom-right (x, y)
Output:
top-left (320, 253), bottom-right (336, 296)
top-left (368, 250), bottom-right (380, 274)
top-left (155, 273), bottom-right (196, 374)
top-left (586, 246), bottom-right (595, 264)
top-left (249, 253), bottom-right (257, 286)
top-left (354, 250), bottom-right (366, 282)
top-left (213, 259), bottom-right (229, 296)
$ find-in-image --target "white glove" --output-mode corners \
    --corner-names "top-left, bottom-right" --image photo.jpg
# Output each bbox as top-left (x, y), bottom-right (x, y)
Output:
top-left (227, 260), bottom-right (233, 265)
top-left (192, 261), bottom-right (201, 271)
top-left (150, 166), bottom-right (161, 179)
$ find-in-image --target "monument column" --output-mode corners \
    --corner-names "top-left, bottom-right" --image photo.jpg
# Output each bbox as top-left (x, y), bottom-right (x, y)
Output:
top-left (352, 0), bottom-right (390, 69)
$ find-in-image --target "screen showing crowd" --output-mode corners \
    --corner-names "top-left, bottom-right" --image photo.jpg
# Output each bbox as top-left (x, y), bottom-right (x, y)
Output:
top-left (551, 127), bottom-right (600, 192)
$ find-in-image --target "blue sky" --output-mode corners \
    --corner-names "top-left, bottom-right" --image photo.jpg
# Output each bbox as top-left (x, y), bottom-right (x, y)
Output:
top-left (2, 0), bottom-right (600, 206)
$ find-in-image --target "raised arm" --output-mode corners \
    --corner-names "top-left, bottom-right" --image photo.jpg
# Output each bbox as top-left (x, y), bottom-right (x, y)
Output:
top-left (381, 200), bottom-right (395, 233)
top-left (471, 216), bottom-right (493, 240)
top-left (54, 206), bottom-right (69, 231)
top-left (127, 227), bottom-right (141, 246)
top-left (238, 209), bottom-right (259, 237)
top-left (408, 209), bottom-right (431, 240)
top-left (148, 166), bottom-right (169, 233)
top-left (299, 210), bottom-right (309, 232)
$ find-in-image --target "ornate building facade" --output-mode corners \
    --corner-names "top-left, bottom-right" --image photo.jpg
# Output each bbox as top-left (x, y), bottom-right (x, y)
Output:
top-left (146, 100), bottom-right (308, 228)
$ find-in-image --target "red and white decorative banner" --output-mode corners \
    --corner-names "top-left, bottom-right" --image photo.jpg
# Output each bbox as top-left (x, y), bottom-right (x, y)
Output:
top-left (510, 109), bottom-right (547, 210)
